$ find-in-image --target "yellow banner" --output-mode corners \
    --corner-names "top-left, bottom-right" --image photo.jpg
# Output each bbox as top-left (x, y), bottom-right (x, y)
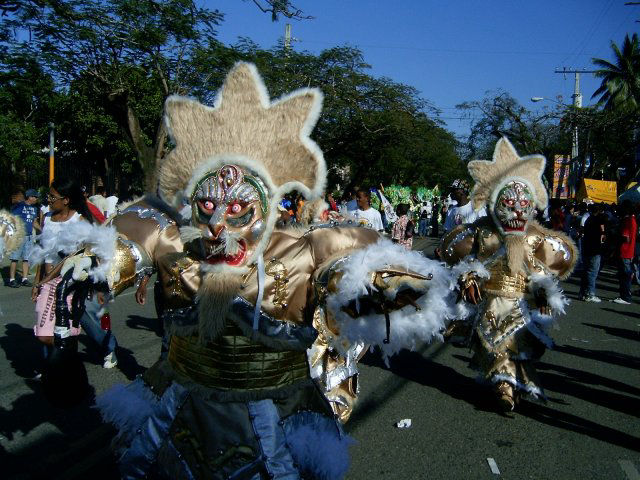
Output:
top-left (577, 178), bottom-right (617, 204)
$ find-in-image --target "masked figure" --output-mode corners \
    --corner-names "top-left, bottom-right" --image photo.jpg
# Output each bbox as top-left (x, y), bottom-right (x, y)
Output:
top-left (0, 211), bottom-right (25, 259)
top-left (56, 63), bottom-right (453, 479)
top-left (441, 138), bottom-right (576, 412)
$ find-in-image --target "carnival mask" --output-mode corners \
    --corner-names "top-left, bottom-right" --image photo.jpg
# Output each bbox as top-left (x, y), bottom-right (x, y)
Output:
top-left (188, 164), bottom-right (269, 267)
top-left (492, 181), bottom-right (534, 235)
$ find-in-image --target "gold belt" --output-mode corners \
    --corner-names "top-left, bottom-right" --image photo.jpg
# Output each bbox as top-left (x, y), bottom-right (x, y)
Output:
top-left (168, 330), bottom-right (310, 391)
top-left (484, 272), bottom-right (527, 295)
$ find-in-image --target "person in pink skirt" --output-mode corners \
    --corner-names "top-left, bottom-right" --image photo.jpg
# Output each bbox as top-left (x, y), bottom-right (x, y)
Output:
top-left (391, 203), bottom-right (415, 250)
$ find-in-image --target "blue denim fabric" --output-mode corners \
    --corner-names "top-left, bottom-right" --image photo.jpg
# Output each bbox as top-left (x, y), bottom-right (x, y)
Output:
top-left (579, 255), bottom-right (601, 298)
top-left (618, 258), bottom-right (633, 302)
top-left (79, 294), bottom-right (117, 356)
top-left (418, 218), bottom-right (429, 236)
top-left (9, 235), bottom-right (32, 261)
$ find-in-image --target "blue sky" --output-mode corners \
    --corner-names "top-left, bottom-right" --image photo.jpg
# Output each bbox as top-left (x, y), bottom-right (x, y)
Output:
top-left (208, 0), bottom-right (637, 138)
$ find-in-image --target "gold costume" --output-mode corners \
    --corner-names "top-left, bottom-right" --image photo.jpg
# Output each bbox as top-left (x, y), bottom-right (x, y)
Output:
top-left (442, 138), bottom-right (577, 411)
top-left (91, 62), bottom-right (446, 480)
top-left (443, 217), bottom-right (576, 400)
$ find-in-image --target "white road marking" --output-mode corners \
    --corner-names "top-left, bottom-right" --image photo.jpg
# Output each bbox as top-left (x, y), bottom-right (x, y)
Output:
top-left (487, 458), bottom-right (500, 475)
top-left (619, 460), bottom-right (640, 480)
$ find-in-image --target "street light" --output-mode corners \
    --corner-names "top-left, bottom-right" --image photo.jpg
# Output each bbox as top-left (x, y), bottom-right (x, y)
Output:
top-left (531, 96), bottom-right (580, 198)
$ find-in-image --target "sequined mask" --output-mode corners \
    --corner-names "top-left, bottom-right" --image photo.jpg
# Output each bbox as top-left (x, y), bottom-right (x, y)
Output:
top-left (190, 164), bottom-right (269, 266)
top-left (493, 181), bottom-right (534, 235)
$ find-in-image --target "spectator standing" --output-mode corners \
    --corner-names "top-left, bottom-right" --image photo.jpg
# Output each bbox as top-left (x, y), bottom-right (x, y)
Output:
top-left (418, 201), bottom-right (431, 236)
top-left (391, 203), bottom-right (414, 250)
top-left (579, 203), bottom-right (606, 302)
top-left (8, 189), bottom-right (40, 287)
top-left (431, 200), bottom-right (441, 237)
top-left (550, 201), bottom-right (565, 231)
top-left (344, 188), bottom-right (358, 212)
top-left (443, 179), bottom-right (486, 233)
top-left (612, 201), bottom-right (636, 304)
top-left (353, 189), bottom-right (384, 231)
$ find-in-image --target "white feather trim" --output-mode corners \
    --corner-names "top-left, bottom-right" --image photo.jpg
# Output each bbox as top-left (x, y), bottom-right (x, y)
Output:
top-left (528, 273), bottom-right (569, 316)
top-left (491, 373), bottom-right (546, 400)
top-left (326, 239), bottom-right (454, 361)
top-left (450, 256), bottom-right (491, 285)
top-left (29, 221), bottom-right (118, 282)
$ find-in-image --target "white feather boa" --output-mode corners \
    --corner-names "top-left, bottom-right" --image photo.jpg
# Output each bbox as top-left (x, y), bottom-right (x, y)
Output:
top-left (326, 239), bottom-right (454, 361)
top-left (29, 221), bottom-right (118, 282)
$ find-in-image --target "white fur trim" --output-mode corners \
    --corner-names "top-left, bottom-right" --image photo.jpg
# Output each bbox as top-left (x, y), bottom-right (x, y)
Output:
top-left (451, 256), bottom-right (491, 284)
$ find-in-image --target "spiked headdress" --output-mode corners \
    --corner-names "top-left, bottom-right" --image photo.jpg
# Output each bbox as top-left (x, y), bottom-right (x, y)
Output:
top-left (158, 62), bottom-right (326, 209)
top-left (468, 137), bottom-right (548, 211)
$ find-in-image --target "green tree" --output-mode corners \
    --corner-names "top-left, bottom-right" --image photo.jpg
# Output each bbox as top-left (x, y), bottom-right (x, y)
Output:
top-left (457, 91), bottom-right (568, 167)
top-left (0, 51), bottom-right (60, 202)
top-left (592, 33), bottom-right (640, 111)
top-left (5, 0), bottom-right (223, 189)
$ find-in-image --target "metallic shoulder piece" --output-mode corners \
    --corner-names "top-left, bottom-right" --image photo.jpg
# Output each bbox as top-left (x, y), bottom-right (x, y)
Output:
top-left (441, 224), bottom-right (475, 264)
top-left (109, 237), bottom-right (154, 296)
top-left (121, 204), bottom-right (174, 231)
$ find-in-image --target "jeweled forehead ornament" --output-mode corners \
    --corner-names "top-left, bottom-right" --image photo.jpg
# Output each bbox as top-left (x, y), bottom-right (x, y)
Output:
top-left (190, 165), bottom-right (269, 219)
top-left (467, 137), bottom-right (547, 235)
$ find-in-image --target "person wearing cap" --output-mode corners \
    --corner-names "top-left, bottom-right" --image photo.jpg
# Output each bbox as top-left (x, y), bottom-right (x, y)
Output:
top-left (442, 178), bottom-right (486, 233)
top-left (8, 188), bottom-right (40, 287)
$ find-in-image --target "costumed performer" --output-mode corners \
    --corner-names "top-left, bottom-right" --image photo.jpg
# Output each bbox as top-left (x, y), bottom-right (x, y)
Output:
top-left (441, 138), bottom-right (577, 412)
top-left (54, 62), bottom-right (455, 479)
top-left (0, 210), bottom-right (25, 261)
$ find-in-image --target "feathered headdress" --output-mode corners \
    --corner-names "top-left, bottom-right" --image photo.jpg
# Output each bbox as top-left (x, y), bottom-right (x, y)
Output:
top-left (468, 137), bottom-right (547, 211)
top-left (158, 62), bottom-right (326, 208)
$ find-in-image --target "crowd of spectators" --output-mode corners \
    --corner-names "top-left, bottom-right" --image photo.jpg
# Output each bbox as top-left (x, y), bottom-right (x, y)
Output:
top-left (548, 198), bottom-right (638, 304)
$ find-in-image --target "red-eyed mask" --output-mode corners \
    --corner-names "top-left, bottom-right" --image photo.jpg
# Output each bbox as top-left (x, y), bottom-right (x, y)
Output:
top-left (492, 180), bottom-right (535, 235)
top-left (189, 164), bottom-right (269, 267)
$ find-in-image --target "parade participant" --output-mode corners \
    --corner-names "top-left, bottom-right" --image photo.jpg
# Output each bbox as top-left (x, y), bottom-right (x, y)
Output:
top-left (441, 138), bottom-right (576, 412)
top-left (55, 63), bottom-right (452, 479)
top-left (0, 210), bottom-right (26, 260)
top-left (28, 178), bottom-right (119, 379)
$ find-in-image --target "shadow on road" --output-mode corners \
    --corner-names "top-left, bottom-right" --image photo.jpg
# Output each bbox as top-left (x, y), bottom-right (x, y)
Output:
top-left (518, 401), bottom-right (640, 453)
top-left (584, 318), bottom-right (640, 339)
top-left (555, 343), bottom-right (640, 370)
top-left (537, 362), bottom-right (640, 417)
top-left (0, 324), bottom-right (121, 479)
top-left (125, 314), bottom-right (163, 337)
top-left (1, 323), bottom-right (45, 378)
top-left (349, 344), bottom-right (498, 434)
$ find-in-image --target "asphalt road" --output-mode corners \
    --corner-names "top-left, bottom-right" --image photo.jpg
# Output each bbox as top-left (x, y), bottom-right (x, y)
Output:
top-left (0, 237), bottom-right (639, 480)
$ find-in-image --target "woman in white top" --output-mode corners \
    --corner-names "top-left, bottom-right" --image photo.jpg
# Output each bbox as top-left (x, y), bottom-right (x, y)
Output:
top-left (31, 178), bottom-right (95, 347)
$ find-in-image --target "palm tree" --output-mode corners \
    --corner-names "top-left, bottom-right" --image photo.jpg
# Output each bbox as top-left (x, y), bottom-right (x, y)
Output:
top-left (592, 33), bottom-right (640, 111)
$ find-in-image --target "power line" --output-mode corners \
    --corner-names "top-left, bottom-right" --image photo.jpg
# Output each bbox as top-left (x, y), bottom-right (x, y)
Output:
top-left (296, 39), bottom-right (601, 57)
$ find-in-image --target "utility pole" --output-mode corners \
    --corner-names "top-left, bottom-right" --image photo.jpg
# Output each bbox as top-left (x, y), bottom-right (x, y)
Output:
top-left (48, 122), bottom-right (55, 185)
top-left (554, 68), bottom-right (596, 198)
top-left (284, 23), bottom-right (292, 55)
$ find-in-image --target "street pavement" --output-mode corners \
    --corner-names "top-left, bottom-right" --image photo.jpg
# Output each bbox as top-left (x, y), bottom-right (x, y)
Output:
top-left (0, 236), bottom-right (638, 479)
